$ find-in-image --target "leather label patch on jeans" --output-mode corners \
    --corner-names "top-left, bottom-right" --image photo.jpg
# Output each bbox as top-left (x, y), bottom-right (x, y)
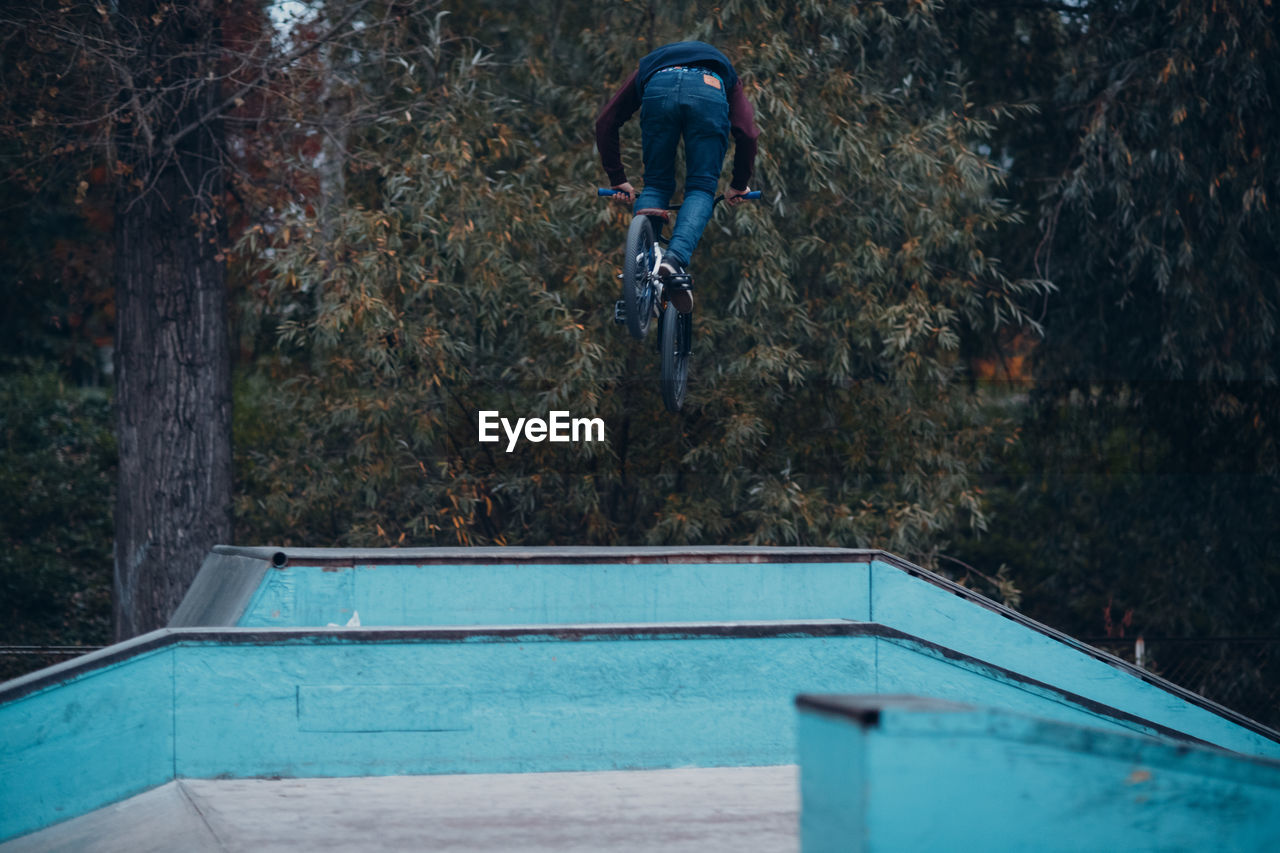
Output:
top-left (703, 73), bottom-right (721, 89)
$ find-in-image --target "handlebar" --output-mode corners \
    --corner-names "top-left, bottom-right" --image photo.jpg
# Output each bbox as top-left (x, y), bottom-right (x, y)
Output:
top-left (597, 188), bottom-right (762, 203)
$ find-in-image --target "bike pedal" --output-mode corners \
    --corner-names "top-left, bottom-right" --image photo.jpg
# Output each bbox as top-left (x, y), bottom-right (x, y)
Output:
top-left (613, 299), bottom-right (627, 324)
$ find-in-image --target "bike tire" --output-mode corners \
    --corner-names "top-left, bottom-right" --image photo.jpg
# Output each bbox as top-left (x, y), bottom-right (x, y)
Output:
top-left (622, 214), bottom-right (657, 340)
top-left (659, 301), bottom-right (691, 412)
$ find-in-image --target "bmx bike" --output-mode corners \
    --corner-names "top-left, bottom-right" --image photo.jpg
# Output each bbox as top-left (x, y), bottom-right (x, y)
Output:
top-left (598, 188), bottom-right (761, 412)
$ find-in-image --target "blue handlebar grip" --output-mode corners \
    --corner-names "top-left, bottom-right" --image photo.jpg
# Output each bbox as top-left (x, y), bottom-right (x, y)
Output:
top-left (598, 188), bottom-right (617, 196)
top-left (745, 190), bottom-right (762, 199)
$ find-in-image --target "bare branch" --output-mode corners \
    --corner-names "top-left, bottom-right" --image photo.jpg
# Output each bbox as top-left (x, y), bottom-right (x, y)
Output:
top-left (160, 0), bottom-right (376, 153)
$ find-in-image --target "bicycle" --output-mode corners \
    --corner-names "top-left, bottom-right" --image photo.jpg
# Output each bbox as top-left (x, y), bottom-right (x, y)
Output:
top-left (598, 188), bottom-right (761, 412)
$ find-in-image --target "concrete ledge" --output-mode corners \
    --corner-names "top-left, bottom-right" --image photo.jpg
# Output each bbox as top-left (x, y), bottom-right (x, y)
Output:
top-left (211, 544), bottom-right (880, 566)
top-left (2, 622), bottom-right (1217, 842)
top-left (796, 695), bottom-right (1280, 853)
top-left (0, 624), bottom-right (1225, 750)
top-left (172, 546), bottom-right (1280, 757)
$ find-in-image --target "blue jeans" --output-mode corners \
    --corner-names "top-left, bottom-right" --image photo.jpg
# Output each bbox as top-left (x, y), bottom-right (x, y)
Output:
top-left (633, 68), bottom-right (731, 268)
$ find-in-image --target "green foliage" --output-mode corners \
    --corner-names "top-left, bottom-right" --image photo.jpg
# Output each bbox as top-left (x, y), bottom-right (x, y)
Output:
top-left (0, 361), bottom-right (114, 676)
top-left (234, 0), bottom-right (1044, 564)
top-left (950, 1), bottom-right (1280, 650)
top-left (960, 391), bottom-right (1280, 638)
top-left (0, 188), bottom-right (114, 384)
top-left (0, 1), bottom-right (118, 386)
top-left (1042, 0), bottom-right (1279, 386)
top-left (952, 387), bottom-right (1280, 725)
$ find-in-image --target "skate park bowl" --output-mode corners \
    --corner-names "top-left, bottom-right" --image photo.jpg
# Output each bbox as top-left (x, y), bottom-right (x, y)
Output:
top-left (3, 546), bottom-right (1279, 849)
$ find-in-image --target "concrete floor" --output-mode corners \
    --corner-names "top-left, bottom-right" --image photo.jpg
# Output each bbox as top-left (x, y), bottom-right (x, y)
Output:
top-left (3, 766), bottom-right (799, 852)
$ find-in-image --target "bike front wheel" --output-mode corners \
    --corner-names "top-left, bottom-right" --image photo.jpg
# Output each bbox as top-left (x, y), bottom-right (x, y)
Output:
top-left (659, 301), bottom-right (692, 412)
top-left (622, 214), bottom-right (657, 339)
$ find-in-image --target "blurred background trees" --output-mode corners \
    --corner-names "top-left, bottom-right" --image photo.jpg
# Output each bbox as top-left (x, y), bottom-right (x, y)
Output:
top-left (237, 0), bottom-right (1044, 556)
top-left (2, 0), bottom-right (1277, 722)
top-left (946, 0), bottom-right (1280, 721)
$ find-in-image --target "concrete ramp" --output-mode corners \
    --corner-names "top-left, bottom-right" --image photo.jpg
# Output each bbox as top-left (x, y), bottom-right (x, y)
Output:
top-left (3, 546), bottom-right (1278, 847)
top-left (176, 546), bottom-right (1278, 757)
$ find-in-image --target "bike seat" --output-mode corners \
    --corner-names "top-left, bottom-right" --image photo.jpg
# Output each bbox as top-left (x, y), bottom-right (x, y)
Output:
top-left (636, 208), bottom-right (671, 221)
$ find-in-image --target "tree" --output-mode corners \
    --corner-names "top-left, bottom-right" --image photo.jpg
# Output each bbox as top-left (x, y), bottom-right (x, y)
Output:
top-left (1, 0), bottom-right (374, 637)
top-left (107, 0), bottom-right (233, 638)
top-left (994, 0), bottom-right (1279, 634)
top-left (0, 365), bottom-right (114, 679)
top-left (946, 0), bottom-right (1280, 722)
top-left (234, 0), bottom-right (1045, 564)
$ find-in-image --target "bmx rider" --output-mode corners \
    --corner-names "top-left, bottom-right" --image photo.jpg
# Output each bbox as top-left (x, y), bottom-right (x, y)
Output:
top-left (595, 40), bottom-right (760, 313)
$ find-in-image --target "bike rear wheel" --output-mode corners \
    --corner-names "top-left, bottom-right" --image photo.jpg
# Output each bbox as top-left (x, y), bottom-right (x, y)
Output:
top-left (622, 214), bottom-right (657, 339)
top-left (659, 301), bottom-right (691, 412)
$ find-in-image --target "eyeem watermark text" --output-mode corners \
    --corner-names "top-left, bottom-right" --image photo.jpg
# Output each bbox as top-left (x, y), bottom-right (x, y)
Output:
top-left (478, 410), bottom-right (605, 452)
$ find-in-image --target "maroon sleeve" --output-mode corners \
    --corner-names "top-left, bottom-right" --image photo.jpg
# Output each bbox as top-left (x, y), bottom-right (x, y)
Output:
top-left (727, 80), bottom-right (760, 191)
top-left (595, 70), bottom-right (641, 186)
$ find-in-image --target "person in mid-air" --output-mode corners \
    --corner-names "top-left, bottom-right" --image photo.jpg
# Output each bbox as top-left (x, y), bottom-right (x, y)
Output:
top-left (595, 40), bottom-right (760, 313)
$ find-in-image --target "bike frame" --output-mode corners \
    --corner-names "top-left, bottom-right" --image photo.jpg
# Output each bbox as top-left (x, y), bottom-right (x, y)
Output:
top-left (597, 187), bottom-right (762, 296)
top-left (598, 188), bottom-right (762, 411)
top-left (596, 188), bottom-right (762, 207)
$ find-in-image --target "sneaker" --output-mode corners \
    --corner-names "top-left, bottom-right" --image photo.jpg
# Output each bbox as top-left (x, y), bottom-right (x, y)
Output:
top-left (659, 258), bottom-right (694, 313)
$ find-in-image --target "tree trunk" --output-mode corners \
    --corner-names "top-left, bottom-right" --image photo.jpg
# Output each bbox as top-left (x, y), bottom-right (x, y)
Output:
top-left (112, 0), bottom-right (232, 639)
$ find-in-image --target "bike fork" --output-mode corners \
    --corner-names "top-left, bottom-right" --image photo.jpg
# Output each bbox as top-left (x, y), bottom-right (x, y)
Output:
top-left (613, 236), bottom-right (667, 325)
top-left (649, 242), bottom-right (666, 311)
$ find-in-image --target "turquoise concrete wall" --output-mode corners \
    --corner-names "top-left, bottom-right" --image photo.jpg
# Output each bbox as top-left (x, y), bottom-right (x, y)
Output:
top-left (873, 637), bottom-right (1170, 740)
top-left (2, 625), bottom-right (874, 841)
top-left (867, 559), bottom-right (1278, 757)
top-left (227, 557), bottom-right (1280, 758)
top-left (1, 623), bottom-right (1194, 842)
top-left (238, 560), bottom-right (871, 627)
top-left (796, 708), bottom-right (865, 847)
top-left (171, 630), bottom-right (874, 779)
top-left (0, 649), bottom-right (174, 843)
top-left (797, 695), bottom-right (1280, 853)
top-left (8, 545), bottom-right (1279, 843)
